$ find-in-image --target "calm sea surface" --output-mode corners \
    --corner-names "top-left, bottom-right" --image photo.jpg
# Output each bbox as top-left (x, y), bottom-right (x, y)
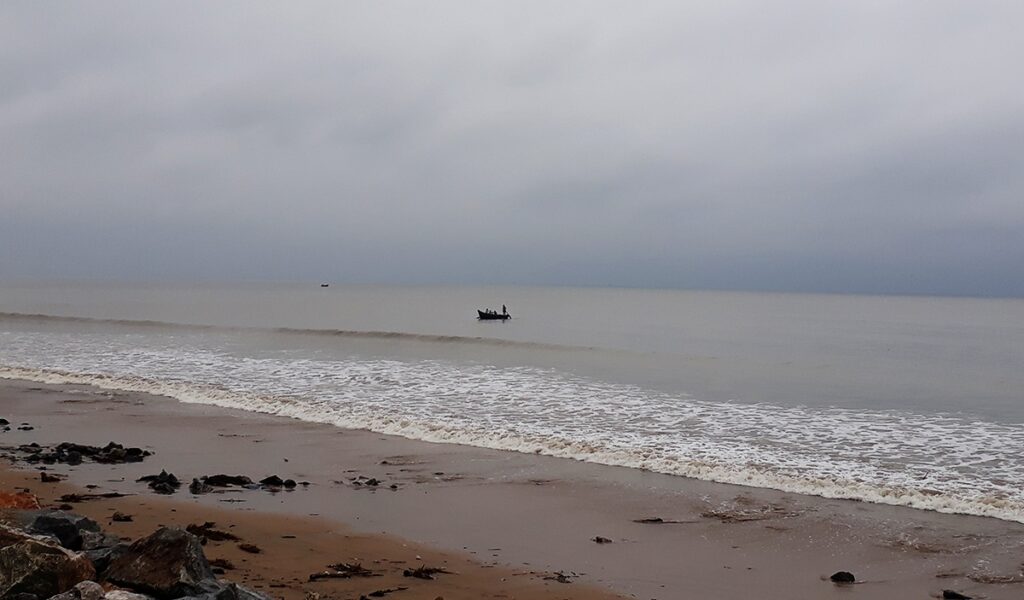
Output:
top-left (2, 282), bottom-right (1023, 520)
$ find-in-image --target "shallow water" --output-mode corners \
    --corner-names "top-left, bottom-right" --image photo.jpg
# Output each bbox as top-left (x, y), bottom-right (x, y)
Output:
top-left (1, 281), bottom-right (1023, 521)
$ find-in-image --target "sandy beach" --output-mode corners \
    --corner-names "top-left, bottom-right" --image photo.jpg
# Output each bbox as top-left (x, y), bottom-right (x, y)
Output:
top-left (2, 378), bottom-right (1024, 600)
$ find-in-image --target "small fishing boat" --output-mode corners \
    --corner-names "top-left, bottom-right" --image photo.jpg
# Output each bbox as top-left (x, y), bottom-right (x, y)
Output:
top-left (477, 309), bottom-right (510, 320)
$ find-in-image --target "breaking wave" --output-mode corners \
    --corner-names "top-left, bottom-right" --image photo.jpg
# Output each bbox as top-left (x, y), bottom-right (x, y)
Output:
top-left (2, 325), bottom-right (1024, 524)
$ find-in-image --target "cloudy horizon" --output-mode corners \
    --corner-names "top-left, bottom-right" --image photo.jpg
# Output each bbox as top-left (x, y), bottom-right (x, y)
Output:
top-left (3, 2), bottom-right (1023, 297)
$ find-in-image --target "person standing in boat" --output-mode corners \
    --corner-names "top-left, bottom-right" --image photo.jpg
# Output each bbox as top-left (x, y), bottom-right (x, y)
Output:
top-left (502, 304), bottom-right (507, 316)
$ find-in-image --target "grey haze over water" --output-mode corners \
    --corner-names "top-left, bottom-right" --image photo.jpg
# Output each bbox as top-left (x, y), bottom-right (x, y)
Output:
top-left (3, 2), bottom-right (1024, 296)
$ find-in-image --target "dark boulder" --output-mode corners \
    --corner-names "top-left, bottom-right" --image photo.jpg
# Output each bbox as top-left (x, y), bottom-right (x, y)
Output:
top-left (188, 479), bottom-right (213, 495)
top-left (829, 571), bottom-right (855, 583)
top-left (0, 538), bottom-right (95, 598)
top-left (84, 541), bottom-right (130, 577)
top-left (258, 476), bottom-right (283, 487)
top-left (942, 591), bottom-right (971, 600)
top-left (201, 475), bottom-right (252, 488)
top-left (28, 511), bottom-right (101, 551)
top-left (104, 527), bottom-right (216, 599)
top-left (136, 471), bottom-right (180, 494)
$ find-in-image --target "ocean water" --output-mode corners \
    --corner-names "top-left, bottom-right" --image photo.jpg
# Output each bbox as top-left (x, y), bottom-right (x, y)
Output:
top-left (2, 282), bottom-right (1023, 521)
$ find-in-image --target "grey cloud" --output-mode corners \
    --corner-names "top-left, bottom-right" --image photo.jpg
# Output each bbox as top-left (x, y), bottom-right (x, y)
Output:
top-left (2, 1), bottom-right (1023, 296)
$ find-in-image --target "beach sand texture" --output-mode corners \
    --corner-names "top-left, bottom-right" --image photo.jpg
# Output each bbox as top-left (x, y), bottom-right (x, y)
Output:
top-left (2, 379), bottom-right (1023, 600)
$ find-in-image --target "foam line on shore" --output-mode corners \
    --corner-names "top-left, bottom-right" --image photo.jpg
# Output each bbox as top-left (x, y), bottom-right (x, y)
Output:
top-left (3, 364), bottom-right (1024, 524)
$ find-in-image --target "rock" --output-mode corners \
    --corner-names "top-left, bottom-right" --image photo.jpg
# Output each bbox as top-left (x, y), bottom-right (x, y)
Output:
top-left (41, 473), bottom-right (63, 483)
top-left (136, 471), bottom-right (180, 494)
top-left (188, 479), bottom-right (213, 495)
top-left (592, 536), bottom-right (612, 544)
top-left (65, 451), bottom-right (83, 466)
top-left (104, 527), bottom-right (216, 599)
top-left (0, 538), bottom-right (96, 598)
top-left (149, 482), bottom-right (176, 495)
top-left (84, 542), bottom-right (130, 577)
top-left (0, 524), bottom-right (33, 548)
top-left (942, 592), bottom-right (971, 600)
top-left (236, 543), bottom-right (261, 554)
top-left (0, 418), bottom-right (8, 426)
top-left (258, 476), bottom-right (283, 487)
top-left (829, 571), bottom-right (856, 583)
top-left (111, 513), bottom-right (133, 523)
top-left (283, 479), bottom-right (296, 489)
top-left (80, 530), bottom-right (122, 552)
top-left (103, 592), bottom-right (155, 600)
top-left (201, 475), bottom-right (252, 487)
top-left (46, 580), bottom-right (105, 600)
top-left (177, 583), bottom-right (271, 600)
top-left (29, 511), bottom-right (101, 551)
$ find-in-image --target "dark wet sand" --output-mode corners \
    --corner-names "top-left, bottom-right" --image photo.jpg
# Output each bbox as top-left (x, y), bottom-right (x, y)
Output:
top-left (2, 378), bottom-right (1023, 599)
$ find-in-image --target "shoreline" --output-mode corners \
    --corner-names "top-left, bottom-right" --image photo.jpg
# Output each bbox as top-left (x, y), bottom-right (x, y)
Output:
top-left (5, 365), bottom-right (1020, 525)
top-left (2, 378), bottom-right (1023, 599)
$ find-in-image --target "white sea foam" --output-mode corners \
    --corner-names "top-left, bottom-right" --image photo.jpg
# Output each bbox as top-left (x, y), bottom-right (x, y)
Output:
top-left (2, 328), bottom-right (1024, 523)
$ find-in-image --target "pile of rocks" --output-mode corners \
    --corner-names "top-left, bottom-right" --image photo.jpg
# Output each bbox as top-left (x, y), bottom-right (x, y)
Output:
top-left (0, 510), bottom-right (268, 600)
top-left (9, 442), bottom-right (151, 466)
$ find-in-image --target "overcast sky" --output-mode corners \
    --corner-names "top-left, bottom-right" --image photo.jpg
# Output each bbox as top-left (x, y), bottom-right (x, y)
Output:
top-left (2, 2), bottom-right (1023, 296)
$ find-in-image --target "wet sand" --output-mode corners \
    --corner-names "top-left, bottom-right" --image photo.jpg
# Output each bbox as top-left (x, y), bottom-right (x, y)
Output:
top-left (2, 378), bottom-right (1024, 599)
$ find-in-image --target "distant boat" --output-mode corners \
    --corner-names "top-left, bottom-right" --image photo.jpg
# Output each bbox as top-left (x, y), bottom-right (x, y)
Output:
top-left (320, 283), bottom-right (329, 288)
top-left (477, 309), bottom-right (510, 321)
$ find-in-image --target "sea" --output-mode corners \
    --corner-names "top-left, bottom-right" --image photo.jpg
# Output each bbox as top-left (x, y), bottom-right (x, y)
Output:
top-left (1, 281), bottom-right (1023, 522)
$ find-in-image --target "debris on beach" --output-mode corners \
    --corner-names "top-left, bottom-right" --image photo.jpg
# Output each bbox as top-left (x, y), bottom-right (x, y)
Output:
top-left (41, 471), bottom-right (64, 483)
top-left (829, 571), bottom-right (856, 583)
top-left (402, 565), bottom-right (453, 580)
top-left (238, 542), bottom-right (263, 554)
top-left (59, 492), bottom-right (128, 503)
top-left (631, 517), bottom-right (695, 524)
top-left (308, 562), bottom-right (379, 581)
top-left (111, 512), bottom-right (133, 522)
top-left (592, 536), bottom-right (613, 544)
top-left (542, 570), bottom-right (578, 584)
top-left (186, 521), bottom-right (240, 542)
top-left (358, 587), bottom-right (407, 598)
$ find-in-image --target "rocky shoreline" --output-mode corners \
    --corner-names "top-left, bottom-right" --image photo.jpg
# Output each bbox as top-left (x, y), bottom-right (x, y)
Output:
top-left (1, 504), bottom-right (265, 600)
top-left (0, 427), bottom-right (625, 600)
top-left (0, 437), bottom-right (272, 600)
